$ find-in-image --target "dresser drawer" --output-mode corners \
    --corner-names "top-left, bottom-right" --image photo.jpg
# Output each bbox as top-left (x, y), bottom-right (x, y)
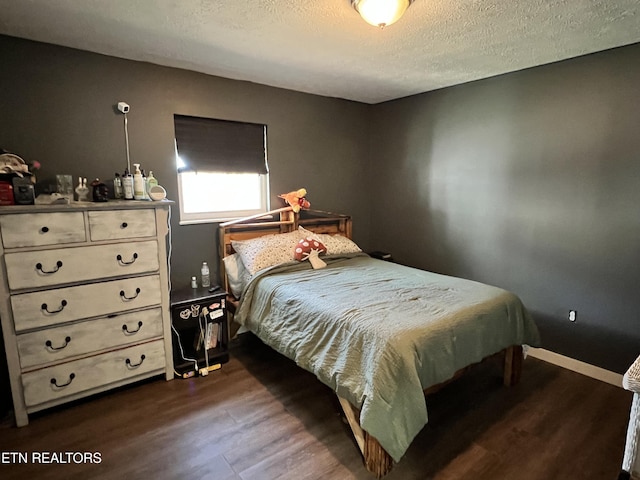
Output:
top-left (88, 209), bottom-right (156, 241)
top-left (11, 275), bottom-right (163, 332)
top-left (21, 339), bottom-right (165, 408)
top-left (17, 307), bottom-right (164, 370)
top-left (0, 212), bottom-right (86, 248)
top-left (5, 240), bottom-right (159, 290)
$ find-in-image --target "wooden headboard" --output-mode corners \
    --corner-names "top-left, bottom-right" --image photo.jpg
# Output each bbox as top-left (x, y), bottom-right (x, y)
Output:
top-left (217, 209), bottom-right (352, 297)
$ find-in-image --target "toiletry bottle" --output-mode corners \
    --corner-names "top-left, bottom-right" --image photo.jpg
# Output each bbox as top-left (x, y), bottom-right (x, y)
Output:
top-left (122, 169), bottom-right (134, 200)
top-left (191, 276), bottom-right (198, 289)
top-left (147, 171), bottom-right (158, 190)
top-left (133, 164), bottom-right (145, 200)
top-left (141, 168), bottom-right (150, 200)
top-left (201, 262), bottom-right (210, 288)
top-left (113, 173), bottom-right (123, 199)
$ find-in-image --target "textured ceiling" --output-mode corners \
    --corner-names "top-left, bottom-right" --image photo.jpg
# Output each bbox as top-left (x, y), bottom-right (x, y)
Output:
top-left (0, 0), bottom-right (638, 104)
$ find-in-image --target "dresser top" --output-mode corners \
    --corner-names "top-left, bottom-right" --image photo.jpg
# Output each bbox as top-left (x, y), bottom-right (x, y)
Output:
top-left (0, 199), bottom-right (173, 215)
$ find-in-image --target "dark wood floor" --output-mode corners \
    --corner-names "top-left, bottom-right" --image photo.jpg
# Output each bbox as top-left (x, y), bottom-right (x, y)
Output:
top-left (0, 334), bottom-right (632, 480)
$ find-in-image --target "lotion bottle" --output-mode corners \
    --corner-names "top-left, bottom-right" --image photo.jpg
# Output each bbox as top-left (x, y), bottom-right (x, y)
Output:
top-left (147, 171), bottom-right (158, 189)
top-left (146, 171), bottom-right (158, 201)
top-left (133, 163), bottom-right (145, 200)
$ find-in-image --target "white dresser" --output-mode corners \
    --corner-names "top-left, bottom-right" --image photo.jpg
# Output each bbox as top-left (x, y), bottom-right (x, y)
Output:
top-left (0, 201), bottom-right (174, 426)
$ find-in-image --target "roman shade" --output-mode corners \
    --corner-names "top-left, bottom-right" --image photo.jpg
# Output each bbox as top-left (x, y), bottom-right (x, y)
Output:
top-left (174, 114), bottom-right (268, 174)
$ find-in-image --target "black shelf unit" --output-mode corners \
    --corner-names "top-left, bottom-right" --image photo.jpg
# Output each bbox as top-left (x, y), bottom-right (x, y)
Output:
top-left (170, 286), bottom-right (229, 377)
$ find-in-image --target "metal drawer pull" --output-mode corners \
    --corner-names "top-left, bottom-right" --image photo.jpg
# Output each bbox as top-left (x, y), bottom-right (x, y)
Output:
top-left (41, 299), bottom-right (68, 314)
top-left (121, 222), bottom-right (128, 228)
top-left (120, 287), bottom-right (141, 300)
top-left (116, 253), bottom-right (138, 265)
top-left (40, 226), bottom-right (49, 233)
top-left (51, 373), bottom-right (75, 388)
top-left (125, 354), bottom-right (146, 368)
top-left (122, 321), bottom-right (143, 334)
top-left (36, 260), bottom-right (63, 274)
top-left (45, 336), bottom-right (71, 351)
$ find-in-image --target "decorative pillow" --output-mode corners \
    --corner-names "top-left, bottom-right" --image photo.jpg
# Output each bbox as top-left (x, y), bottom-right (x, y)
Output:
top-left (222, 253), bottom-right (251, 298)
top-left (294, 237), bottom-right (327, 269)
top-left (298, 226), bottom-right (362, 255)
top-left (232, 231), bottom-right (304, 275)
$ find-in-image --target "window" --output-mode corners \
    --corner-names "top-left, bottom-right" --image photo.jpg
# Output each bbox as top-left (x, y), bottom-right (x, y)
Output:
top-left (174, 115), bottom-right (269, 224)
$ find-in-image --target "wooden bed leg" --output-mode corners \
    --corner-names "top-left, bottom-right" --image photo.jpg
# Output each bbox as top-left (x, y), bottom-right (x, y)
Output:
top-left (363, 432), bottom-right (394, 478)
top-left (338, 397), bottom-right (365, 453)
top-left (504, 345), bottom-right (523, 386)
top-left (338, 396), bottom-right (394, 478)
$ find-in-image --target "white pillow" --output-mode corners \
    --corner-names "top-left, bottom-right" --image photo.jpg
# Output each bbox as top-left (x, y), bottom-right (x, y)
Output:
top-left (231, 231), bottom-right (304, 276)
top-left (298, 226), bottom-right (362, 255)
top-left (222, 253), bottom-right (251, 298)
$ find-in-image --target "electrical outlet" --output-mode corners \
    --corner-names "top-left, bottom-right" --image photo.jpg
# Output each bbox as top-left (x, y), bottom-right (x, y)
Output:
top-left (568, 310), bottom-right (577, 322)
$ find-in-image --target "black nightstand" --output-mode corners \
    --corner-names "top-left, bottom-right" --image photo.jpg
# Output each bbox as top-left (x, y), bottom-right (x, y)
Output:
top-left (170, 286), bottom-right (229, 378)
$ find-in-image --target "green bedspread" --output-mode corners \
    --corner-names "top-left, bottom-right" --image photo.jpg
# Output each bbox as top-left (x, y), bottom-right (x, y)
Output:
top-left (234, 254), bottom-right (540, 462)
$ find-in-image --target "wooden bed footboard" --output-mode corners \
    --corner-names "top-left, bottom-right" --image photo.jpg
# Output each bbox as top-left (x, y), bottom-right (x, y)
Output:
top-left (338, 345), bottom-right (524, 478)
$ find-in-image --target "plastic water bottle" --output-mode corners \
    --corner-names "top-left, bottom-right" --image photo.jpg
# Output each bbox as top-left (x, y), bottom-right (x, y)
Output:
top-left (201, 262), bottom-right (210, 288)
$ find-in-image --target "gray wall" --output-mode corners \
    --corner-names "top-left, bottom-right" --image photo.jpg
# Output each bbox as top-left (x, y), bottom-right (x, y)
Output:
top-left (368, 43), bottom-right (640, 373)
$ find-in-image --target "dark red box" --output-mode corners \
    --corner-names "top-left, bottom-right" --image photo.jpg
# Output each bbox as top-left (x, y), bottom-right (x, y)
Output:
top-left (0, 181), bottom-right (14, 205)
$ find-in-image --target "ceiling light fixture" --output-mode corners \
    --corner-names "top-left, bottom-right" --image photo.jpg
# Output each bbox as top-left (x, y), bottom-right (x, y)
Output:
top-left (351, 0), bottom-right (414, 28)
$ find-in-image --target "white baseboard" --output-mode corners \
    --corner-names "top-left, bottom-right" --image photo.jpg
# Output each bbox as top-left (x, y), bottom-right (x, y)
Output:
top-left (527, 347), bottom-right (623, 388)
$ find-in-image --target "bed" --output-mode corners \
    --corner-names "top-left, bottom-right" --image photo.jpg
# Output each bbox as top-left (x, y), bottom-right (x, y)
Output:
top-left (218, 209), bottom-right (540, 477)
